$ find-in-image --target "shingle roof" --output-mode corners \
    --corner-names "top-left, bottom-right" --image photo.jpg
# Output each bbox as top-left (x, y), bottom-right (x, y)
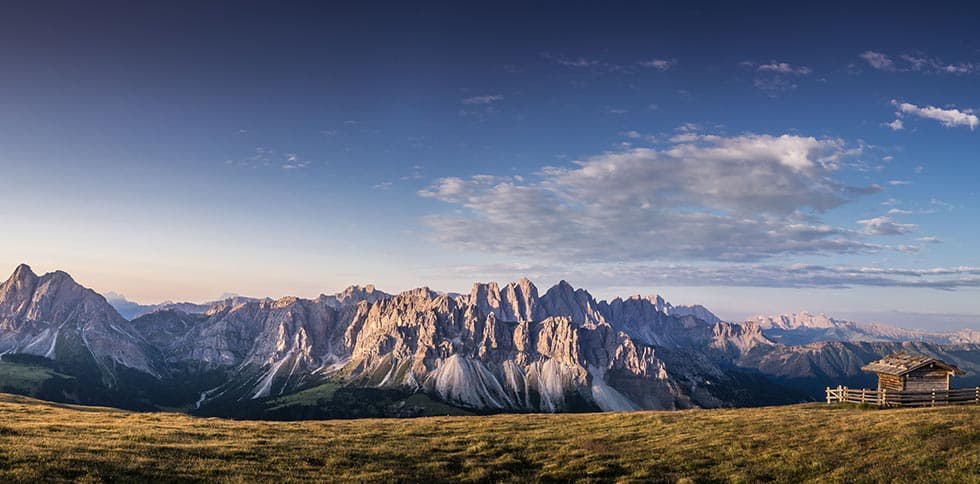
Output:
top-left (861, 352), bottom-right (965, 376)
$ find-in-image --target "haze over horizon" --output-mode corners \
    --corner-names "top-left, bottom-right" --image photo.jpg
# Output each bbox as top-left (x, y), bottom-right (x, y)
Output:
top-left (2, 2), bottom-right (979, 328)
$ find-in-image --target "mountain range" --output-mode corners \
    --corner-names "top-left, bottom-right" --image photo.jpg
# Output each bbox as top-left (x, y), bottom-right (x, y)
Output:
top-left (1, 264), bottom-right (978, 419)
top-left (750, 312), bottom-right (980, 346)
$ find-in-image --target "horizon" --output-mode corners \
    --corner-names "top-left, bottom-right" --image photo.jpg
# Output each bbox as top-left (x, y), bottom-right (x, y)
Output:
top-left (5, 261), bottom-right (978, 332)
top-left (2, 1), bottom-right (979, 329)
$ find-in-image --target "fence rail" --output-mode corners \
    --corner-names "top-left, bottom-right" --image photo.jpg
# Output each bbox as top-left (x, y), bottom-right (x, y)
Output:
top-left (826, 386), bottom-right (980, 407)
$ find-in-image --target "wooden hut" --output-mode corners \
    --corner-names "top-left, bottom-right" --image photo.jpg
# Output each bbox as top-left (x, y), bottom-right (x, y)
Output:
top-left (861, 353), bottom-right (965, 393)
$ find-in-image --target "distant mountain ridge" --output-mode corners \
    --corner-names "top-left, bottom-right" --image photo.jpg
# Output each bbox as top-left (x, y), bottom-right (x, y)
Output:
top-left (750, 311), bottom-right (980, 345)
top-left (106, 285), bottom-right (391, 320)
top-left (2, 264), bottom-right (979, 418)
top-left (105, 292), bottom-right (260, 320)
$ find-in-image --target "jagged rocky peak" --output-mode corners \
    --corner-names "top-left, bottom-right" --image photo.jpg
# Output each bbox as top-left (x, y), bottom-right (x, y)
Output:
top-left (540, 280), bottom-right (606, 328)
top-left (399, 286), bottom-right (439, 300)
top-left (468, 278), bottom-right (543, 322)
top-left (325, 284), bottom-right (391, 308)
top-left (3, 265), bottom-right (84, 300)
top-left (9, 263), bottom-right (38, 284)
top-left (0, 264), bottom-right (158, 377)
top-left (0, 264), bottom-right (40, 314)
top-left (336, 284), bottom-right (391, 304)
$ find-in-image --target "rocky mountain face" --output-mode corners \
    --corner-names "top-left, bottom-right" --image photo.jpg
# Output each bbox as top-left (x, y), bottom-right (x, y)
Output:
top-left (2, 265), bottom-right (979, 418)
top-left (751, 312), bottom-right (980, 346)
top-left (193, 279), bottom-right (795, 413)
top-left (0, 265), bottom-right (157, 380)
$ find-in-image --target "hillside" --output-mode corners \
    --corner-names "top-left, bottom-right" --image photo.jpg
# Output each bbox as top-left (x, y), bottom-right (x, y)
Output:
top-left (0, 393), bottom-right (977, 482)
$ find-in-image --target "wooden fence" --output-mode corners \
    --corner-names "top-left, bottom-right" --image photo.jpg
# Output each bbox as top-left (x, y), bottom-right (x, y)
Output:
top-left (826, 385), bottom-right (980, 407)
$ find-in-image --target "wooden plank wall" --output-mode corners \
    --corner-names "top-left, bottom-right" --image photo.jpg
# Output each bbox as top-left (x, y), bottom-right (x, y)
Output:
top-left (876, 373), bottom-right (904, 392)
top-left (904, 368), bottom-right (950, 392)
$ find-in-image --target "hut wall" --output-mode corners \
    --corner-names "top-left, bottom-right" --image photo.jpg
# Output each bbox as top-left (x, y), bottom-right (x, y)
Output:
top-left (876, 373), bottom-right (904, 392)
top-left (902, 368), bottom-right (950, 392)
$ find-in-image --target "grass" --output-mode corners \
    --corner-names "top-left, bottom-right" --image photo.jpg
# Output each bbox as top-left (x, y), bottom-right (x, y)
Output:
top-left (0, 361), bottom-right (71, 394)
top-left (266, 382), bottom-right (342, 410)
top-left (0, 393), bottom-right (977, 483)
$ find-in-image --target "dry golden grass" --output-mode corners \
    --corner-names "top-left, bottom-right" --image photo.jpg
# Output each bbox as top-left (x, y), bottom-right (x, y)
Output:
top-left (0, 393), bottom-right (977, 483)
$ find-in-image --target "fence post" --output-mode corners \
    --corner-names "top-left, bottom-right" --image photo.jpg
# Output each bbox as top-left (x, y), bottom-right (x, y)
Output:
top-left (881, 388), bottom-right (887, 407)
top-left (839, 385), bottom-right (845, 403)
top-left (826, 387), bottom-right (831, 404)
top-left (931, 390), bottom-right (936, 407)
top-left (860, 389), bottom-right (866, 403)
top-left (975, 387), bottom-right (978, 405)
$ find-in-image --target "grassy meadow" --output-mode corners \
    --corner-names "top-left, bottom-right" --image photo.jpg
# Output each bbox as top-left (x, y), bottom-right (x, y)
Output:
top-left (0, 393), bottom-right (977, 483)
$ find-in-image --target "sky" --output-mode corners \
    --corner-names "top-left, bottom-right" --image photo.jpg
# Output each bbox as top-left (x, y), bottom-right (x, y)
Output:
top-left (1, 1), bottom-right (979, 328)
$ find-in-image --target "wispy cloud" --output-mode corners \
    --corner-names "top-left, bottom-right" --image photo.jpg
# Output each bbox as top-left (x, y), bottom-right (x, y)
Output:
top-left (280, 153), bottom-right (309, 170)
top-left (755, 61), bottom-right (812, 75)
top-left (892, 100), bottom-right (979, 130)
top-left (741, 60), bottom-right (811, 95)
top-left (459, 95), bottom-right (504, 119)
top-left (542, 53), bottom-right (676, 73)
top-left (857, 216), bottom-right (916, 236)
top-left (861, 50), bottom-right (978, 74)
top-left (542, 53), bottom-right (603, 68)
top-left (859, 50), bottom-right (895, 71)
top-left (226, 147), bottom-right (310, 170)
top-left (462, 94), bottom-right (504, 105)
top-left (637, 59), bottom-right (674, 71)
top-left (435, 262), bottom-right (980, 291)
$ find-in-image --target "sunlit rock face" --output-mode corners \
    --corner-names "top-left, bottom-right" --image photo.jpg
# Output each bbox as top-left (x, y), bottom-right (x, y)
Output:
top-left (120, 275), bottom-right (756, 411)
top-left (0, 264), bottom-right (158, 380)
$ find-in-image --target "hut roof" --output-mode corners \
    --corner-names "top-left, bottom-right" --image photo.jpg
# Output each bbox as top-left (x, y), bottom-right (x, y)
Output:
top-left (861, 353), bottom-right (965, 376)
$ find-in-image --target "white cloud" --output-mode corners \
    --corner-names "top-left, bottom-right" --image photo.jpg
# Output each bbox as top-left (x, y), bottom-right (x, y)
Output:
top-left (888, 180), bottom-right (911, 186)
top-left (887, 208), bottom-right (913, 215)
top-left (420, 133), bottom-right (884, 262)
top-left (893, 100), bottom-right (978, 130)
top-left (860, 51), bottom-right (895, 70)
top-left (885, 119), bottom-right (904, 131)
top-left (756, 61), bottom-right (811, 75)
top-left (462, 94), bottom-right (504, 105)
top-left (857, 216), bottom-right (916, 236)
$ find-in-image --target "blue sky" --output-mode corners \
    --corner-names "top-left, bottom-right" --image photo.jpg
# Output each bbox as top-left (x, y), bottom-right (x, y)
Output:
top-left (1, 1), bottom-right (978, 327)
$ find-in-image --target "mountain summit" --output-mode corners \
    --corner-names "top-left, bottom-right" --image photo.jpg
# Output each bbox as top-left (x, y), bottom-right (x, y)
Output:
top-left (0, 264), bottom-right (157, 380)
